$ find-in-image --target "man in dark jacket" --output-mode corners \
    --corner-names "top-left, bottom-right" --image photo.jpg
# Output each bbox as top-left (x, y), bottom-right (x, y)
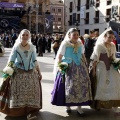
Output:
top-left (37, 34), bottom-right (43, 56)
top-left (84, 30), bottom-right (95, 65)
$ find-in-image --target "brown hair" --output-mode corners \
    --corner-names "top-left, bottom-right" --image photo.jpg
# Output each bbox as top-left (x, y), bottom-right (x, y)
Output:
top-left (90, 30), bottom-right (95, 34)
top-left (79, 36), bottom-right (84, 40)
top-left (104, 30), bottom-right (114, 37)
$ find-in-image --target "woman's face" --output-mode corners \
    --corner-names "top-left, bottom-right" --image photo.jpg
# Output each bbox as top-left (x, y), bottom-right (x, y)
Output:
top-left (21, 31), bottom-right (30, 42)
top-left (69, 31), bottom-right (79, 43)
top-left (104, 34), bottom-right (114, 43)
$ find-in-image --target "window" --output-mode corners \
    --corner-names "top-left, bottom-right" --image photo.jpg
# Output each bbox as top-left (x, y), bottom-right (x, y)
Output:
top-left (86, 0), bottom-right (89, 9)
top-left (94, 11), bottom-right (99, 23)
top-left (77, 0), bottom-right (81, 11)
top-left (73, 13), bottom-right (76, 24)
top-left (85, 29), bottom-right (89, 34)
top-left (68, 15), bottom-right (73, 26)
top-left (84, 12), bottom-right (89, 24)
top-left (78, 30), bottom-right (80, 35)
top-left (39, 4), bottom-right (42, 13)
top-left (58, 18), bottom-right (61, 21)
top-left (58, 9), bottom-right (61, 12)
top-left (107, 0), bottom-right (112, 5)
top-left (77, 14), bottom-right (80, 23)
top-left (105, 8), bottom-right (111, 22)
top-left (69, 2), bottom-right (73, 13)
top-left (106, 8), bottom-right (111, 16)
top-left (95, 0), bottom-right (100, 7)
top-left (94, 29), bottom-right (99, 32)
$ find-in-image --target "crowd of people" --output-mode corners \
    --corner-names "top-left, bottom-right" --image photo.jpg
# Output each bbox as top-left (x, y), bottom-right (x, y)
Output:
top-left (51, 28), bottom-right (120, 117)
top-left (0, 28), bottom-right (120, 120)
top-left (0, 31), bottom-right (64, 58)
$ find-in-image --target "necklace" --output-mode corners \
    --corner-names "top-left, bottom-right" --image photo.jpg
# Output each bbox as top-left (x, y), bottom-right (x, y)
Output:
top-left (21, 43), bottom-right (28, 47)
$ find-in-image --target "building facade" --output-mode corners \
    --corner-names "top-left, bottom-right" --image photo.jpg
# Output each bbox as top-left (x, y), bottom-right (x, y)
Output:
top-left (0, 0), bottom-right (51, 34)
top-left (65, 0), bottom-right (120, 35)
top-left (50, 0), bottom-right (65, 34)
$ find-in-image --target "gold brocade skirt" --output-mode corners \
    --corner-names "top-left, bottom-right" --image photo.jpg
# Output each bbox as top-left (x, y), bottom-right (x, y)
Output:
top-left (0, 68), bottom-right (42, 116)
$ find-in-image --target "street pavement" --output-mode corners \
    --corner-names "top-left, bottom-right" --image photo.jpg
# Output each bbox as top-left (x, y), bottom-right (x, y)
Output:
top-left (0, 48), bottom-right (120, 120)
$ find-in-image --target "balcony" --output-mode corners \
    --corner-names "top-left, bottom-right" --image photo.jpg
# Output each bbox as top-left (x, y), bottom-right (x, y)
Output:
top-left (84, 18), bottom-right (89, 24)
top-left (0, 9), bottom-right (26, 18)
top-left (104, 15), bottom-right (110, 22)
top-left (95, 1), bottom-right (100, 7)
top-left (93, 17), bottom-right (99, 23)
top-left (68, 20), bottom-right (72, 26)
top-left (107, 0), bottom-right (112, 5)
top-left (69, 8), bottom-right (72, 13)
top-left (86, 4), bottom-right (89, 9)
top-left (77, 6), bottom-right (80, 11)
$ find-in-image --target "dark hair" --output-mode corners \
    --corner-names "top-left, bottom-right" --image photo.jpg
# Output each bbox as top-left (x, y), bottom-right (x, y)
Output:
top-left (68, 28), bottom-right (78, 34)
top-left (90, 30), bottom-right (95, 34)
top-left (79, 36), bottom-right (84, 40)
top-left (104, 30), bottom-right (114, 37)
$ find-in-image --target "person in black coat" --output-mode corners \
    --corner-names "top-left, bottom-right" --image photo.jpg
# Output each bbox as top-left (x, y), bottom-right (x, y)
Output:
top-left (12, 33), bottom-right (17, 46)
top-left (37, 34), bottom-right (43, 56)
top-left (34, 34), bottom-right (39, 53)
top-left (84, 30), bottom-right (95, 65)
top-left (42, 34), bottom-right (46, 53)
top-left (47, 35), bottom-right (53, 53)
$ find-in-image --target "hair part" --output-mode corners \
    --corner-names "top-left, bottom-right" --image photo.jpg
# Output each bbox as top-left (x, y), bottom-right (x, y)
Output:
top-left (20, 29), bottom-right (30, 35)
top-left (68, 28), bottom-right (78, 35)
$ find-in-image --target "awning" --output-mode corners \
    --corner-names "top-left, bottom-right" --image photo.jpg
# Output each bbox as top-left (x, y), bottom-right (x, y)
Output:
top-left (0, 2), bottom-right (24, 8)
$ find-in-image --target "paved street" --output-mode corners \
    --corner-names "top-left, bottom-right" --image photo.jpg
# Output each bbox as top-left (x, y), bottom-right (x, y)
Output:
top-left (0, 48), bottom-right (120, 120)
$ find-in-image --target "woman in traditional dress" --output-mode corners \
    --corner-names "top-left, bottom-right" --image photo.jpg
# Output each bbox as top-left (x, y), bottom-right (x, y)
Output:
top-left (0, 29), bottom-right (42, 120)
top-left (51, 28), bottom-right (92, 116)
top-left (90, 29), bottom-right (120, 114)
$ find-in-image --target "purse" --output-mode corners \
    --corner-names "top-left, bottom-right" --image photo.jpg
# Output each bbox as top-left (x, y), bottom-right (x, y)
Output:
top-left (0, 77), bottom-right (10, 114)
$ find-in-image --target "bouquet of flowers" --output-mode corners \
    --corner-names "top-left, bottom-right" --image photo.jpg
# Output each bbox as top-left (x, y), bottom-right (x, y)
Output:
top-left (2, 61), bottom-right (14, 80)
top-left (0, 62), bottom-right (14, 92)
top-left (58, 62), bottom-right (68, 75)
top-left (111, 58), bottom-right (120, 70)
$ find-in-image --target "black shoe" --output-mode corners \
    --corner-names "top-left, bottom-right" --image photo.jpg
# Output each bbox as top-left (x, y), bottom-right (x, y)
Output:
top-left (66, 109), bottom-right (71, 114)
top-left (77, 111), bottom-right (86, 117)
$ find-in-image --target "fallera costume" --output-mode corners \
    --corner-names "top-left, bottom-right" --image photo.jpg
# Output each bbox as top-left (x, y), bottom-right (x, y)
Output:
top-left (51, 40), bottom-right (92, 106)
top-left (0, 43), bottom-right (42, 116)
top-left (90, 42), bottom-right (120, 109)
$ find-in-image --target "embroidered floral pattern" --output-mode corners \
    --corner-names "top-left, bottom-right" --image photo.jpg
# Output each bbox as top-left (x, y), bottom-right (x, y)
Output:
top-left (65, 56), bottom-right (92, 103)
top-left (9, 68), bottom-right (41, 108)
